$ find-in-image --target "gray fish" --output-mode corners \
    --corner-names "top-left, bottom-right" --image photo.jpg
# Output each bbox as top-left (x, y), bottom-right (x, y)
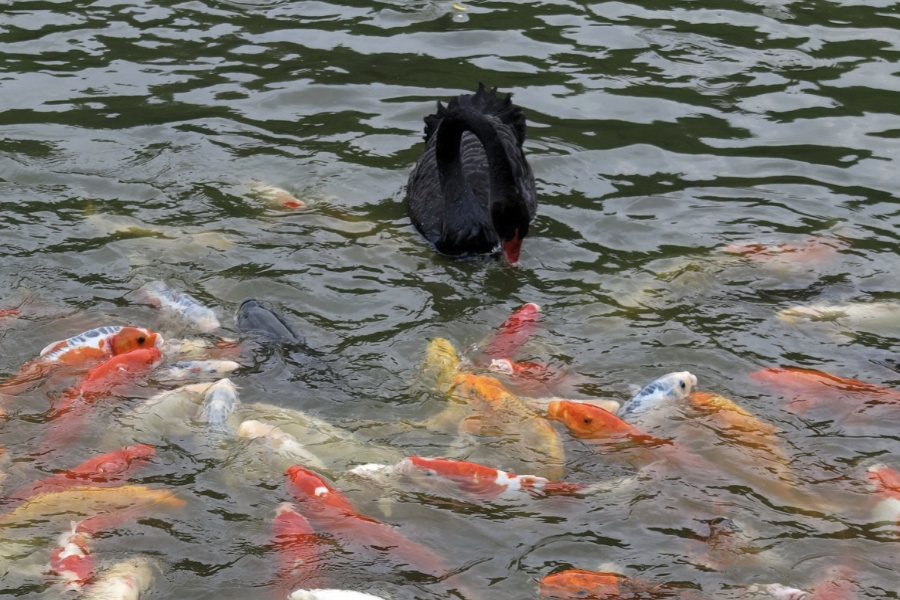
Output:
top-left (235, 298), bottom-right (304, 344)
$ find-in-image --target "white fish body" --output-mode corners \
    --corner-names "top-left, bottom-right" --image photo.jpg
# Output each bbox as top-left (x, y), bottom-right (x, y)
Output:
top-left (289, 590), bottom-right (387, 600)
top-left (197, 378), bottom-right (241, 434)
top-left (237, 420), bottom-right (326, 470)
top-left (744, 583), bottom-right (809, 600)
top-left (777, 301), bottom-right (900, 327)
top-left (81, 557), bottom-right (153, 600)
top-left (140, 281), bottom-right (220, 333)
top-left (155, 360), bottom-right (240, 382)
top-left (619, 371), bottom-right (697, 419)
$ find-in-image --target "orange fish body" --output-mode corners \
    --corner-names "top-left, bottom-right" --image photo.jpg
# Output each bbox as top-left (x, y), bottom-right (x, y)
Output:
top-left (749, 367), bottom-right (900, 414)
top-left (538, 570), bottom-right (624, 599)
top-left (8, 444), bottom-right (155, 501)
top-left (451, 373), bottom-right (565, 479)
top-left (547, 399), bottom-right (672, 448)
top-left (481, 303), bottom-right (541, 359)
top-left (285, 466), bottom-right (446, 576)
top-left (397, 456), bottom-right (585, 500)
top-left (272, 503), bottom-right (322, 595)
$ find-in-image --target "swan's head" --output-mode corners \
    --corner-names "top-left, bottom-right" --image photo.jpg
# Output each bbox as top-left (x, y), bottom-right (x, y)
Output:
top-left (492, 201), bottom-right (530, 265)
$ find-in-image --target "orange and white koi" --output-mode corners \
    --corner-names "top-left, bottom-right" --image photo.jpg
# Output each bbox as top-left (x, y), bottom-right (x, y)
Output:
top-left (49, 521), bottom-right (94, 590)
top-left (251, 182), bottom-right (306, 210)
top-left (140, 280), bottom-right (221, 333)
top-left (7, 444), bottom-right (155, 501)
top-left (80, 557), bottom-right (153, 600)
top-left (749, 367), bottom-right (900, 414)
top-left (272, 503), bottom-right (322, 596)
top-left (285, 465), bottom-right (447, 576)
top-left (868, 463), bottom-right (900, 527)
top-left (480, 302), bottom-right (541, 359)
top-left (353, 456), bottom-right (587, 500)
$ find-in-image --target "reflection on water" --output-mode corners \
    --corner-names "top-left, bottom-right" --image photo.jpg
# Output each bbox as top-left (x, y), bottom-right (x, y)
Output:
top-left (1, 0), bottom-right (900, 598)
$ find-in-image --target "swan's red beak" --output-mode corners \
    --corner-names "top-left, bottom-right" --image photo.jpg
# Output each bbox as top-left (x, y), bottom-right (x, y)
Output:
top-left (502, 237), bottom-right (523, 266)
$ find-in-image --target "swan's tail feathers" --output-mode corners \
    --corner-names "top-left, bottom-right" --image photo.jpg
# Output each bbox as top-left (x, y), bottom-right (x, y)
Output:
top-left (422, 84), bottom-right (527, 147)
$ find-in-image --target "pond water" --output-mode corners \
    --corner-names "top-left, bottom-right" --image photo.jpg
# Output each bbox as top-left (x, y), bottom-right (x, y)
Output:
top-left (1, 0), bottom-right (899, 598)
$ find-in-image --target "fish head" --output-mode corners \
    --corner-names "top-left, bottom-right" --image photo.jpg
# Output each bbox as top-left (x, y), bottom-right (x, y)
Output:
top-left (122, 444), bottom-right (156, 463)
top-left (110, 327), bottom-right (163, 355)
top-left (285, 466), bottom-right (354, 513)
top-left (661, 371), bottom-right (697, 400)
top-left (547, 400), bottom-right (630, 438)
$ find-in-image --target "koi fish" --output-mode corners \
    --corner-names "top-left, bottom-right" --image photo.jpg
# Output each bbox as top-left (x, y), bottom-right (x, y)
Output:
top-left (0, 485), bottom-right (184, 526)
top-left (687, 391), bottom-right (779, 435)
top-left (80, 557), bottom-right (153, 600)
top-left (744, 584), bottom-right (809, 600)
top-left (684, 516), bottom-right (756, 572)
top-left (251, 182), bottom-right (306, 209)
top-left (868, 464), bottom-right (900, 527)
top-left (538, 569), bottom-right (701, 600)
top-left (289, 591), bottom-right (387, 600)
top-left (7, 444), bottom-right (155, 501)
top-left (140, 280), bottom-right (221, 333)
top-left (420, 337), bottom-right (461, 394)
top-left (236, 298), bottom-right (305, 344)
top-left (196, 378), bottom-right (241, 434)
top-left (488, 358), bottom-right (566, 391)
top-left (546, 399), bottom-right (671, 445)
top-left (749, 367), bottom-right (900, 414)
top-left (480, 302), bottom-right (541, 359)
top-left (724, 237), bottom-right (843, 265)
top-left (807, 566), bottom-right (857, 600)
top-left (353, 456), bottom-right (587, 501)
top-left (450, 373), bottom-right (565, 480)
top-left (49, 521), bottom-right (94, 590)
top-left (619, 371), bottom-right (697, 419)
top-left (777, 301), bottom-right (900, 328)
top-left (1, 326), bottom-right (162, 391)
top-left (285, 465), bottom-right (447, 577)
top-left (154, 359), bottom-right (240, 382)
top-left (273, 503), bottom-right (322, 595)
top-left (238, 420), bottom-right (326, 470)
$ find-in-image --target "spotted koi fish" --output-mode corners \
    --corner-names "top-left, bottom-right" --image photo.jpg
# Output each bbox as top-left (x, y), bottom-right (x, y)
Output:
top-left (618, 371), bottom-right (697, 418)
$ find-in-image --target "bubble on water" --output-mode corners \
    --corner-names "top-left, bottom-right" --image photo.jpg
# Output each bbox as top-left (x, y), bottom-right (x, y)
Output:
top-left (452, 11), bottom-right (469, 23)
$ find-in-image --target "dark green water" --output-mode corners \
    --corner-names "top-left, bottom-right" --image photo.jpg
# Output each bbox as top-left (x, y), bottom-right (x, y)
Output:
top-left (1, 0), bottom-right (900, 598)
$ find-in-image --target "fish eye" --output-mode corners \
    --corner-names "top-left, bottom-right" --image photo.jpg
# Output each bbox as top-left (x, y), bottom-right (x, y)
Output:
top-left (583, 417), bottom-right (592, 425)
top-left (680, 380), bottom-right (686, 388)
top-left (137, 335), bottom-right (146, 344)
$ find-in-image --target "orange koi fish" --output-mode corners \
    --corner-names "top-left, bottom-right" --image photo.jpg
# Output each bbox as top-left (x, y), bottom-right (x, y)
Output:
top-left (394, 456), bottom-right (587, 500)
top-left (687, 391), bottom-right (779, 435)
top-left (8, 444), bottom-right (155, 501)
top-left (451, 373), bottom-right (565, 479)
top-left (272, 503), bottom-right (322, 596)
top-left (539, 569), bottom-right (704, 600)
top-left (39, 349), bottom-right (163, 455)
top-left (480, 302), bottom-right (541, 359)
top-left (808, 566), bottom-right (857, 600)
top-left (1, 326), bottom-right (162, 391)
top-left (285, 466), bottom-right (447, 577)
top-left (749, 367), bottom-right (900, 414)
top-left (547, 399), bottom-right (670, 446)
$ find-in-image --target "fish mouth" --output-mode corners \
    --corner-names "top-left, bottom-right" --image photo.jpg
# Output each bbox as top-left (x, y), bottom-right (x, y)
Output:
top-left (153, 332), bottom-right (165, 350)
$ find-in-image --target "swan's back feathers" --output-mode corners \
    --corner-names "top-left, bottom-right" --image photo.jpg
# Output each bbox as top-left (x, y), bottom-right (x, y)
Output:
top-left (422, 83), bottom-right (527, 148)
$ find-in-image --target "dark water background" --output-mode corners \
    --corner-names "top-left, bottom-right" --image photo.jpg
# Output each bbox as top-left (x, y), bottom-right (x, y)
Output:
top-left (1, 0), bottom-right (900, 598)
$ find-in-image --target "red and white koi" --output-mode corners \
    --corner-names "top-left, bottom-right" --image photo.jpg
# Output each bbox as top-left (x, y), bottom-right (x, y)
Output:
top-left (868, 463), bottom-right (900, 528)
top-left (352, 456), bottom-right (586, 500)
top-left (272, 503), bottom-right (321, 595)
top-left (49, 521), bottom-right (94, 591)
top-left (140, 280), bottom-right (220, 333)
top-left (480, 302), bottom-right (541, 359)
top-left (284, 465), bottom-right (447, 577)
top-left (251, 182), bottom-right (306, 210)
top-left (744, 583), bottom-right (809, 600)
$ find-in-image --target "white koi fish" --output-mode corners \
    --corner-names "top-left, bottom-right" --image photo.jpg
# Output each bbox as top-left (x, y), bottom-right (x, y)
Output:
top-left (197, 378), bottom-right (240, 434)
top-left (140, 281), bottom-right (220, 333)
top-left (289, 591), bottom-right (386, 600)
top-left (155, 360), bottom-right (240, 381)
top-left (81, 557), bottom-right (153, 600)
top-left (619, 371), bottom-right (697, 419)
top-left (237, 419), bottom-right (326, 470)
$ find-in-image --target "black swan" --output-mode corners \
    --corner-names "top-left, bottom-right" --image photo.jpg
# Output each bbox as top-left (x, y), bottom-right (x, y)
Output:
top-left (406, 84), bottom-right (537, 265)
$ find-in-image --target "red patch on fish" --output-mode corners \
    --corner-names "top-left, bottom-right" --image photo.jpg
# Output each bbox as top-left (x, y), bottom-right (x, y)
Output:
top-left (48, 526), bottom-right (94, 590)
top-left (539, 569), bottom-right (624, 599)
top-left (724, 237), bottom-right (844, 265)
top-left (272, 503), bottom-right (323, 595)
top-left (481, 303), bottom-right (541, 359)
top-left (749, 367), bottom-right (900, 414)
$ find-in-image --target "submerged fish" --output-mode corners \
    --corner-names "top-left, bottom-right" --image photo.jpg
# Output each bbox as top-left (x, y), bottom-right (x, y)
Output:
top-left (7, 444), bottom-right (155, 501)
top-left (289, 591), bottom-right (387, 600)
top-left (196, 378), bottom-right (241, 434)
top-left (81, 557), bottom-right (153, 600)
top-left (724, 237), bottom-right (843, 266)
top-left (251, 182), bottom-right (306, 210)
top-left (237, 420), bottom-right (326, 470)
top-left (272, 503), bottom-right (322, 595)
top-left (140, 280), bottom-right (221, 333)
top-left (285, 466), bottom-right (447, 577)
top-left (155, 359), bottom-right (240, 382)
top-left (749, 367), bottom-right (900, 414)
top-left (687, 391), bottom-right (779, 435)
top-left (420, 337), bottom-right (461, 394)
top-left (744, 583), bottom-right (809, 600)
top-left (352, 456), bottom-right (587, 501)
top-left (868, 463), bottom-right (900, 528)
top-left (236, 298), bottom-right (305, 344)
top-left (449, 373), bottom-right (565, 480)
top-left (49, 521), bottom-right (94, 591)
top-left (538, 569), bottom-right (701, 600)
top-left (480, 302), bottom-right (541, 359)
top-left (488, 358), bottom-right (566, 390)
top-left (777, 301), bottom-right (900, 328)
top-left (619, 371), bottom-right (697, 418)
